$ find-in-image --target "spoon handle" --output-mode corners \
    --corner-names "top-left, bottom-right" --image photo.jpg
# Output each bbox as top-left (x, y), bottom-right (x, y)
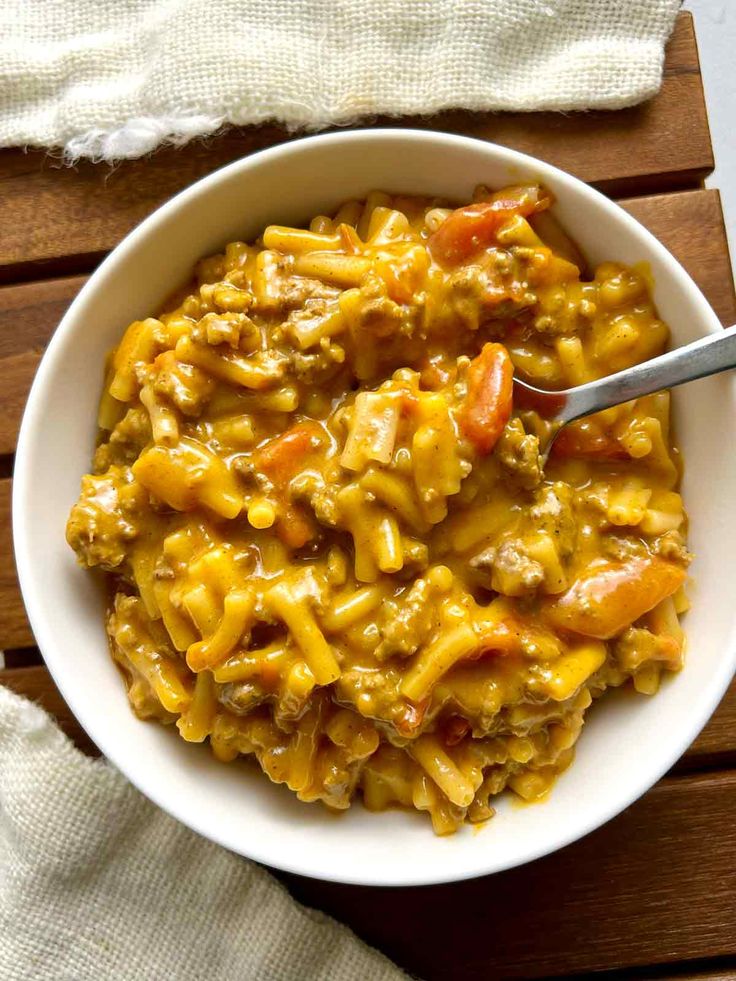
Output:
top-left (564, 323), bottom-right (736, 422)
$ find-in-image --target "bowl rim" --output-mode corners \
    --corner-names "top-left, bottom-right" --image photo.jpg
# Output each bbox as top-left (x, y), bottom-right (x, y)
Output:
top-left (13, 127), bottom-right (736, 886)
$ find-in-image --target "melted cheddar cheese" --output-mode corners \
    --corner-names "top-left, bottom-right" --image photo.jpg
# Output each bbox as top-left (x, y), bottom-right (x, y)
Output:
top-left (67, 185), bottom-right (689, 834)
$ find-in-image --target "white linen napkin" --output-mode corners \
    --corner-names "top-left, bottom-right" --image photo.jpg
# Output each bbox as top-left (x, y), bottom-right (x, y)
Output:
top-left (0, 0), bottom-right (680, 162)
top-left (0, 685), bottom-right (405, 981)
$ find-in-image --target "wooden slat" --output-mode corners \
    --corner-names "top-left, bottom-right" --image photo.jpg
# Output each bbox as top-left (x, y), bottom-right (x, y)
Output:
top-left (0, 274), bottom-right (84, 453)
top-left (0, 665), bottom-right (98, 756)
top-left (279, 771), bottom-right (736, 980)
top-left (0, 13), bottom-right (711, 275)
top-left (620, 189), bottom-right (736, 326)
top-left (1, 351), bottom-right (41, 456)
top-left (571, 966), bottom-right (736, 981)
top-left (686, 686), bottom-right (736, 766)
top-left (0, 187), bottom-right (732, 460)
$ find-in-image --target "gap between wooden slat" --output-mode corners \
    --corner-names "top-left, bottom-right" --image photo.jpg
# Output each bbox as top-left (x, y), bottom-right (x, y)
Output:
top-left (0, 251), bottom-right (107, 288)
top-left (0, 646), bottom-right (43, 668)
top-left (541, 953), bottom-right (736, 981)
top-left (0, 478), bottom-right (30, 648)
top-left (671, 752), bottom-right (736, 779)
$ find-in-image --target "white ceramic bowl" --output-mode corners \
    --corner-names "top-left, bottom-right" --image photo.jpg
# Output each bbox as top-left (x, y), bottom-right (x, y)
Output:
top-left (14, 129), bottom-right (736, 886)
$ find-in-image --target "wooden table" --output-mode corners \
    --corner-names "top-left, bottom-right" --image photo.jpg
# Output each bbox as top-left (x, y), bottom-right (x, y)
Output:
top-left (2, 12), bottom-right (736, 979)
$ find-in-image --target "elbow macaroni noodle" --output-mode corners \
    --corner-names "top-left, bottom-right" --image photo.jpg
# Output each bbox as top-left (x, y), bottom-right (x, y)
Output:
top-left (67, 184), bottom-right (690, 834)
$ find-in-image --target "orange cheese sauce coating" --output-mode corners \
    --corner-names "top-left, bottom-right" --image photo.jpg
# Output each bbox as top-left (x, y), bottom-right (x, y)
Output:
top-left (67, 185), bottom-right (689, 834)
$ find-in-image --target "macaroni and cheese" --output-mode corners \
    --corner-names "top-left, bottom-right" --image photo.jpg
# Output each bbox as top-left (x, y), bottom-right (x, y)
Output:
top-left (67, 185), bottom-right (690, 833)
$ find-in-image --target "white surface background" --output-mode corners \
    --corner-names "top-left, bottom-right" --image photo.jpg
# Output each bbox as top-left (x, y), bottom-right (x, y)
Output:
top-left (686, 1), bottom-right (736, 264)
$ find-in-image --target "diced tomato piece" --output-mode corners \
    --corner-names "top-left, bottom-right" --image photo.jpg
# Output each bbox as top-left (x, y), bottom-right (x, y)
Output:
top-left (394, 698), bottom-right (430, 736)
top-left (475, 619), bottom-right (521, 656)
top-left (542, 556), bottom-right (687, 640)
top-left (258, 660), bottom-right (282, 689)
top-left (475, 612), bottom-right (559, 658)
top-left (459, 343), bottom-right (514, 455)
top-left (418, 353), bottom-right (455, 391)
top-left (442, 716), bottom-right (472, 746)
top-left (428, 187), bottom-right (551, 267)
top-left (551, 422), bottom-right (629, 460)
top-left (255, 421), bottom-right (324, 486)
top-left (276, 503), bottom-right (318, 550)
top-left (254, 422), bottom-right (324, 548)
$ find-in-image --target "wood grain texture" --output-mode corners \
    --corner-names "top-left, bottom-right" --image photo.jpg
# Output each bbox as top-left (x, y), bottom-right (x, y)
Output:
top-left (685, 682), bottom-right (736, 767)
top-left (620, 189), bottom-right (736, 326)
top-left (278, 771), bottom-right (736, 980)
top-left (572, 965), bottom-right (736, 981)
top-left (0, 188), bottom-right (733, 461)
top-left (0, 13), bottom-right (711, 275)
top-left (0, 274), bottom-right (84, 453)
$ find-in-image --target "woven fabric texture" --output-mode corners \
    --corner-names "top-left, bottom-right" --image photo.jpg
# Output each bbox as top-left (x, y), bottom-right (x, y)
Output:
top-left (0, 685), bottom-right (405, 981)
top-left (0, 0), bottom-right (680, 161)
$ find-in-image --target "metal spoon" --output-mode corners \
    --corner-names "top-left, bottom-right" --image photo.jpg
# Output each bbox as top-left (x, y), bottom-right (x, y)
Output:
top-left (513, 323), bottom-right (736, 457)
